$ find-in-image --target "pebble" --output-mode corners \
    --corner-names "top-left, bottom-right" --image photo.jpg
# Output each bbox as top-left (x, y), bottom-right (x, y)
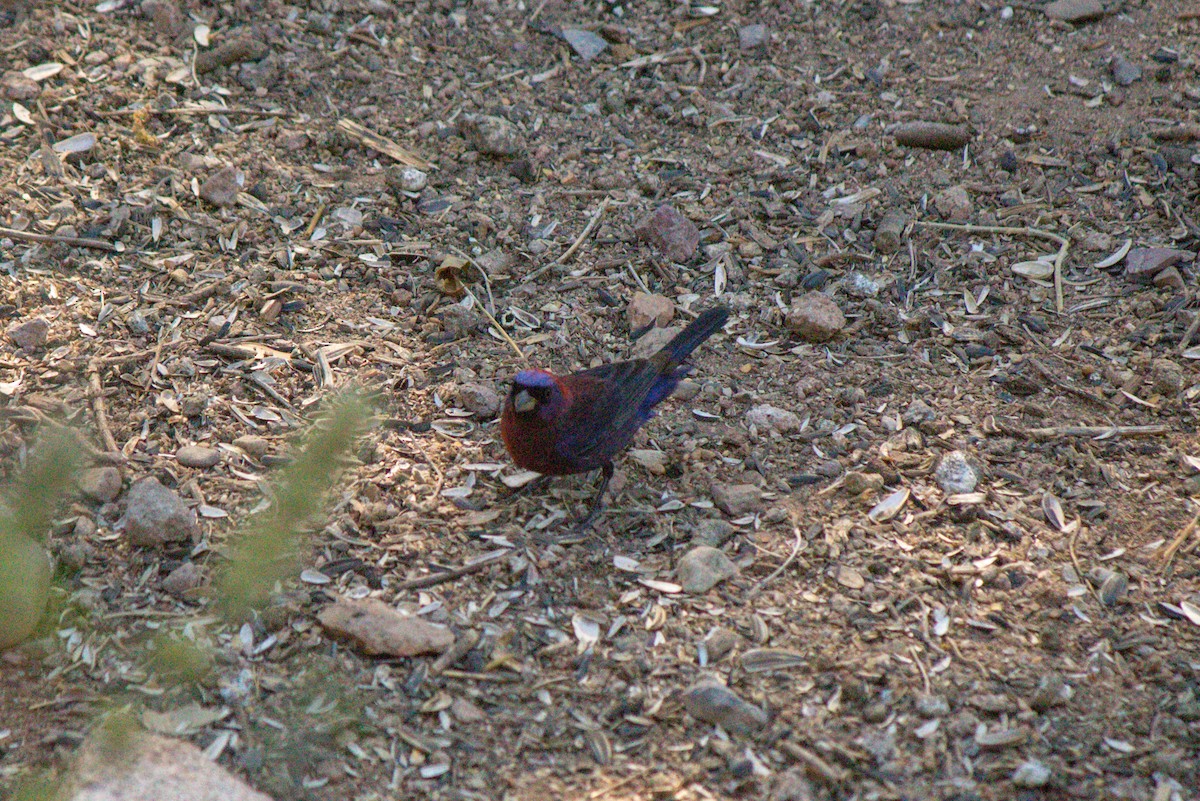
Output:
top-left (745, 404), bottom-right (801, 434)
top-left (634, 205), bottom-right (701, 262)
top-left (386, 164), bottom-right (427, 193)
top-left (232, 435), bottom-right (269, 457)
top-left (318, 598), bottom-right (455, 657)
top-left (1, 70), bottom-right (40, 101)
top-left (0, 535), bottom-right (52, 650)
top-left (1150, 358), bottom-right (1184, 395)
top-left (628, 292), bottom-right (675, 330)
top-left (561, 27), bottom-right (608, 61)
top-left (631, 325), bottom-right (679, 359)
top-left (458, 113), bottom-right (522, 158)
top-left (1124, 247), bottom-right (1193, 282)
top-left (1110, 54), bottom-right (1141, 86)
top-left (711, 483), bottom-right (762, 516)
top-left (915, 695), bottom-right (951, 717)
top-left (1153, 266), bottom-right (1184, 291)
top-left (1030, 674), bottom-right (1073, 712)
top-left (1011, 759), bottom-right (1052, 788)
top-left (902, 398), bottom-right (937, 425)
top-left (628, 449), bottom-right (667, 475)
top-left (934, 450), bottom-right (979, 495)
top-left (1043, 0), bottom-right (1103, 22)
top-left (844, 271), bottom-right (880, 298)
top-left (198, 166), bottom-right (243, 207)
top-left (162, 561), bottom-right (204, 598)
top-left (738, 24), bottom-right (769, 50)
top-left (934, 185), bottom-right (972, 222)
top-left (677, 545), bottom-right (739, 593)
top-left (77, 467), bottom-right (122, 503)
top-left (68, 732), bottom-right (272, 801)
top-left (843, 472), bottom-right (884, 495)
top-left (682, 680), bottom-right (768, 734)
top-left (123, 477), bottom-right (199, 548)
top-left (8, 317), bottom-right (49, 351)
top-left (691, 519), bottom-right (735, 548)
top-left (786, 293), bottom-right (845, 342)
top-left (176, 445), bottom-right (220, 469)
top-left (457, 382), bottom-right (501, 419)
top-left (673, 379), bottom-right (701, 401)
top-left (142, 0), bottom-right (190, 39)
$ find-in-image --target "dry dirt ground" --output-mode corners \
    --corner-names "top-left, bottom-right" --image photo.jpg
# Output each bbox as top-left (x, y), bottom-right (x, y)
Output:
top-left (1, 0), bottom-right (1200, 799)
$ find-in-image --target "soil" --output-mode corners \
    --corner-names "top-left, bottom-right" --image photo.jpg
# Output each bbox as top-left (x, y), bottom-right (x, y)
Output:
top-left (1, 0), bottom-right (1199, 799)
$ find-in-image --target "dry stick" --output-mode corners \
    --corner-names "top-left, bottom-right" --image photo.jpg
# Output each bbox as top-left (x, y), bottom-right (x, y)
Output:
top-left (1022, 424), bottom-right (1169, 439)
top-left (746, 524), bottom-right (804, 599)
top-left (1159, 506), bottom-right (1200, 570)
top-left (916, 221), bottom-right (1069, 313)
top-left (87, 364), bottom-right (120, 454)
top-left (524, 198), bottom-right (611, 283)
top-left (909, 645), bottom-right (932, 695)
top-left (1068, 525), bottom-right (1101, 603)
top-left (0, 225), bottom-right (117, 252)
top-left (393, 550), bottom-right (507, 591)
top-left (1028, 360), bottom-right (1115, 410)
top-left (462, 285), bottom-right (525, 361)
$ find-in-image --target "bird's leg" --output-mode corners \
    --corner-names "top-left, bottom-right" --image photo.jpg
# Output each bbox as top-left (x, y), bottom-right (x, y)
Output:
top-left (575, 462), bottom-right (614, 530)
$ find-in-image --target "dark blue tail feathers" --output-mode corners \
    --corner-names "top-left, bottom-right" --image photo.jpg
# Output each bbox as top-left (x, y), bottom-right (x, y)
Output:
top-left (658, 306), bottom-right (729, 370)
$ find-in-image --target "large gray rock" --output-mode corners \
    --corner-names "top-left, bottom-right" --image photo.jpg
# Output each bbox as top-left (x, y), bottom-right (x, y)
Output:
top-left (124, 477), bottom-right (199, 548)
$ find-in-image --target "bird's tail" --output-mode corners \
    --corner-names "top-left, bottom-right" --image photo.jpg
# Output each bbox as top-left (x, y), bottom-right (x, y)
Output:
top-left (656, 306), bottom-right (730, 371)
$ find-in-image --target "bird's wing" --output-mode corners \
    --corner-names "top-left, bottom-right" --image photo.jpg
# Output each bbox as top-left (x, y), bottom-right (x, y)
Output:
top-left (555, 360), bottom-right (676, 467)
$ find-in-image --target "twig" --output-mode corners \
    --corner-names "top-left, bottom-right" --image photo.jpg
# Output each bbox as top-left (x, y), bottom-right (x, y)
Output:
top-left (303, 203), bottom-right (327, 240)
top-left (1159, 505), bottom-right (1200, 571)
top-left (0, 225), bottom-right (117, 252)
top-left (153, 278), bottom-right (230, 309)
top-left (87, 364), bottom-right (120, 454)
top-left (777, 741), bottom-right (849, 786)
top-left (915, 221), bottom-right (1069, 313)
top-left (909, 645), bottom-right (932, 695)
top-left (1028, 360), bottom-right (1115, 410)
top-left (1004, 423), bottom-right (1170, 440)
top-left (92, 340), bottom-right (185, 368)
top-left (393, 550), bottom-right (507, 591)
top-left (1068, 525), bottom-right (1100, 603)
top-left (746, 524), bottom-right (804, 599)
top-left (463, 285), bottom-right (525, 361)
top-left (523, 198), bottom-right (611, 283)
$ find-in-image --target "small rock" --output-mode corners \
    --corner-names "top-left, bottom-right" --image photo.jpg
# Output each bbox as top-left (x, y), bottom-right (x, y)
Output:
top-left (628, 449), bottom-right (667, 475)
top-left (677, 545), bottom-right (739, 593)
top-left (142, 0), bottom-right (190, 39)
top-left (232, 435), bottom-right (269, 457)
top-left (915, 695), bottom-right (951, 717)
top-left (1124, 247), bottom-right (1194, 282)
top-left (746, 404), bottom-right (801, 434)
top-left (458, 113), bottom-right (522, 158)
top-left (1011, 759), bottom-right (1052, 788)
top-left (628, 292), bottom-right (675, 330)
top-left (8, 317), bottom-right (49, 351)
top-left (67, 732), bottom-right (272, 801)
top-left (902, 398), bottom-right (937, 425)
top-left (176, 445), bottom-right (220, 469)
top-left (450, 696), bottom-right (487, 724)
top-left (1153, 265), bottom-right (1185, 291)
top-left (124, 477), bottom-right (199, 548)
top-left (635, 205), bottom-right (701, 262)
top-left (1043, 0), bottom-right (1103, 22)
top-left (786, 293), bottom-right (845, 342)
top-left (691, 519), bottom-right (735, 548)
top-left (1150, 358), bottom-right (1184, 395)
top-left (1, 70), bottom-right (39, 101)
top-left (682, 680), bottom-right (768, 734)
top-left (318, 598), bottom-right (454, 657)
top-left (630, 325), bottom-right (679, 359)
top-left (711, 483), bottom-right (762, 516)
top-left (458, 382), bottom-right (501, 419)
top-left (738, 24), bottom-right (769, 50)
top-left (1030, 674), bottom-right (1073, 712)
top-left (934, 185), bottom-right (972, 222)
top-left (561, 27), bottom-right (608, 61)
top-left (843, 472), bottom-right (884, 495)
top-left (162, 561), bottom-right (204, 598)
top-left (1110, 54), bottom-right (1141, 86)
top-left (77, 467), bottom-right (121, 503)
top-left (844, 271), bottom-right (880, 298)
top-left (198, 166), bottom-right (243, 207)
top-left (934, 450), bottom-right (979, 495)
top-left (386, 165), bottom-right (427, 193)
top-left (673, 379), bottom-right (701, 401)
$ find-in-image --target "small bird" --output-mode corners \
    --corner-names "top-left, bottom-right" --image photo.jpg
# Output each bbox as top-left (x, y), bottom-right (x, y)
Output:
top-left (501, 306), bottom-right (729, 525)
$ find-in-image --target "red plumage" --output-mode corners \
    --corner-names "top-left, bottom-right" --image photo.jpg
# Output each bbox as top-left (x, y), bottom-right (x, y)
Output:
top-left (500, 306), bottom-right (729, 524)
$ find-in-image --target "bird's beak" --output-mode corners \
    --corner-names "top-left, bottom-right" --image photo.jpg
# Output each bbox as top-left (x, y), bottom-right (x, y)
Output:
top-left (512, 389), bottom-right (537, 413)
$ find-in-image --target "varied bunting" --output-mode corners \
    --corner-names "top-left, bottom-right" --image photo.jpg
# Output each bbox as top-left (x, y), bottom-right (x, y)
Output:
top-left (501, 306), bottom-right (729, 525)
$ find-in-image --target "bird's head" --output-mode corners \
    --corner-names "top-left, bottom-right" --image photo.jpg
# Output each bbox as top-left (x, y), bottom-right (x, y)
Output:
top-left (508, 369), bottom-right (558, 416)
